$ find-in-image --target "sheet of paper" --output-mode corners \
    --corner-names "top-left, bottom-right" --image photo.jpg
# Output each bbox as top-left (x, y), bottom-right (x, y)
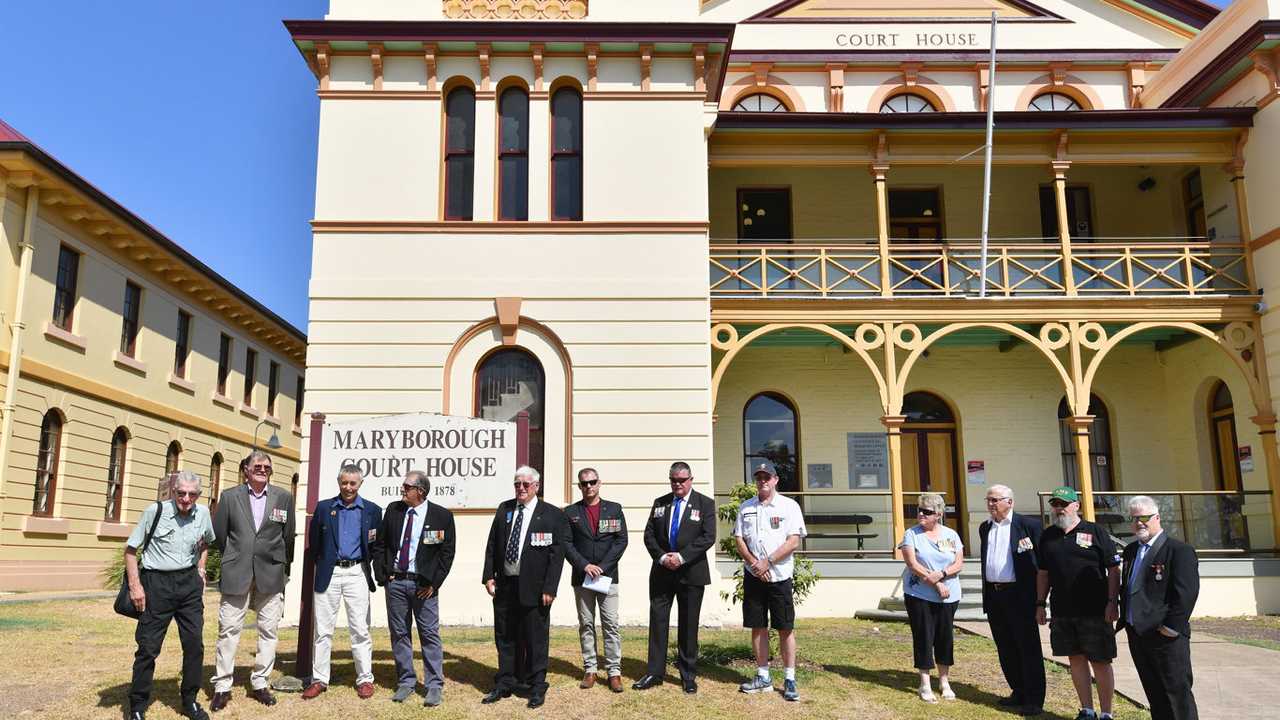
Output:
top-left (583, 574), bottom-right (612, 594)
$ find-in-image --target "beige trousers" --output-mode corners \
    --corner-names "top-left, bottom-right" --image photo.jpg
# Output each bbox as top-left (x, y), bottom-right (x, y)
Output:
top-left (213, 583), bottom-right (284, 692)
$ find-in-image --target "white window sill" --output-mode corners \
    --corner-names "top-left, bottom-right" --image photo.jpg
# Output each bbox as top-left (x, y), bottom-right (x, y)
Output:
top-left (43, 322), bottom-right (87, 351)
top-left (96, 521), bottom-right (132, 539)
top-left (239, 404), bottom-right (262, 420)
top-left (22, 515), bottom-right (70, 536)
top-left (168, 373), bottom-right (196, 394)
top-left (113, 351), bottom-right (147, 376)
top-left (211, 392), bottom-right (235, 409)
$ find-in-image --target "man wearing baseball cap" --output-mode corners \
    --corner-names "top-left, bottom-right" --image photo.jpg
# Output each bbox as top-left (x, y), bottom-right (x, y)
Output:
top-left (734, 461), bottom-right (807, 701)
top-left (1035, 487), bottom-right (1122, 720)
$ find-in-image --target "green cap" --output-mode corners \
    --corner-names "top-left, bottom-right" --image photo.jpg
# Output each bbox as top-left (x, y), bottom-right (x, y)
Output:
top-left (1050, 486), bottom-right (1079, 503)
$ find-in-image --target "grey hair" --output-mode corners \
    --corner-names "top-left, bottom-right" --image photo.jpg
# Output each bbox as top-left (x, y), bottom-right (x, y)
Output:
top-left (337, 463), bottom-right (364, 482)
top-left (514, 465), bottom-right (541, 484)
top-left (1128, 495), bottom-right (1159, 515)
top-left (405, 470), bottom-right (430, 494)
top-left (988, 484), bottom-right (1014, 500)
top-left (243, 449), bottom-right (271, 474)
top-left (918, 493), bottom-right (946, 514)
top-left (170, 470), bottom-right (202, 491)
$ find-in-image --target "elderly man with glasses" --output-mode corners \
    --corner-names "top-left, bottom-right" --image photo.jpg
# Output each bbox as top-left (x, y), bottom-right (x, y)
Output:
top-left (371, 470), bottom-right (456, 707)
top-left (979, 484), bottom-right (1046, 716)
top-left (563, 467), bottom-right (629, 692)
top-left (481, 466), bottom-right (570, 709)
top-left (1117, 496), bottom-right (1201, 720)
top-left (211, 451), bottom-right (295, 712)
top-left (634, 461), bottom-right (717, 694)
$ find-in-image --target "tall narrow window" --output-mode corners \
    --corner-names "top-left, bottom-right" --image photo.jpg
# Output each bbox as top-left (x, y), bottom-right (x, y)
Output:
top-left (551, 87), bottom-right (583, 221)
top-left (498, 87), bottom-right (530, 220)
top-left (1184, 169), bottom-right (1207, 238)
top-left (120, 281), bottom-right (142, 357)
top-left (1058, 395), bottom-right (1114, 491)
top-left (291, 473), bottom-right (300, 500)
top-left (743, 392), bottom-right (800, 493)
top-left (209, 452), bottom-right (223, 514)
top-left (295, 375), bottom-right (305, 426)
top-left (476, 348), bottom-right (545, 481)
top-left (444, 86), bottom-right (476, 221)
top-left (174, 310), bottom-right (192, 378)
top-left (105, 427), bottom-right (128, 522)
top-left (889, 188), bottom-right (944, 241)
top-left (268, 361), bottom-right (280, 416)
top-left (1209, 380), bottom-right (1241, 492)
top-left (1039, 185), bottom-right (1095, 239)
top-left (52, 245), bottom-right (80, 331)
top-left (217, 334), bottom-right (232, 396)
top-left (165, 441), bottom-right (181, 477)
top-left (737, 188), bottom-right (793, 241)
top-left (33, 410), bottom-right (64, 517)
top-left (243, 348), bottom-right (258, 406)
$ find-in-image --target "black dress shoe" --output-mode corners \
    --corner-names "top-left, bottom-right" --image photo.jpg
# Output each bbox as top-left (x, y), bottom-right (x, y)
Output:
top-left (1020, 706), bottom-right (1045, 716)
top-left (481, 688), bottom-right (512, 704)
top-left (513, 683), bottom-right (532, 699)
top-left (183, 701), bottom-right (209, 720)
top-left (126, 711), bottom-right (145, 720)
top-left (999, 695), bottom-right (1024, 708)
top-left (632, 675), bottom-right (663, 690)
top-left (209, 692), bottom-right (231, 712)
top-left (527, 693), bottom-right (545, 709)
top-left (248, 688), bottom-right (276, 707)
top-left (682, 677), bottom-right (698, 694)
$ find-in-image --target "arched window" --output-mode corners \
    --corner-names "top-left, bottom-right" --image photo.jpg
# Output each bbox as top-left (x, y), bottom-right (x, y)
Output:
top-left (550, 87), bottom-right (583, 221)
top-left (1058, 395), bottom-right (1114, 491)
top-left (165, 441), bottom-right (182, 478)
top-left (33, 410), bottom-right (64, 517)
top-left (880, 93), bottom-right (936, 113)
top-left (476, 348), bottom-right (546, 479)
top-left (1209, 380), bottom-right (1241, 492)
top-left (1029, 92), bottom-right (1082, 111)
top-left (291, 473), bottom-right (300, 500)
top-left (498, 86), bottom-right (529, 221)
top-left (743, 392), bottom-right (800, 493)
top-left (105, 427), bottom-right (129, 522)
top-left (444, 86), bottom-right (476, 221)
top-left (733, 93), bottom-right (788, 112)
top-left (903, 391), bottom-right (955, 422)
top-left (209, 452), bottom-right (223, 513)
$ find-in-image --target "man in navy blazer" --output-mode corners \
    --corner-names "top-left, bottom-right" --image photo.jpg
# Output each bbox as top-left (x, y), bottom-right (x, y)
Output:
top-left (302, 464), bottom-right (383, 700)
top-left (979, 484), bottom-right (1046, 716)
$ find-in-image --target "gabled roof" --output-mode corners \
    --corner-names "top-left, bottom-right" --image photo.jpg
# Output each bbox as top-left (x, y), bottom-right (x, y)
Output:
top-left (744, 0), bottom-right (1219, 30)
top-left (0, 118), bottom-right (30, 142)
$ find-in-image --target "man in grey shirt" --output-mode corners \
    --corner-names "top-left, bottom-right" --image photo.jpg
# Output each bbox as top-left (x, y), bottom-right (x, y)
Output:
top-left (125, 471), bottom-right (215, 720)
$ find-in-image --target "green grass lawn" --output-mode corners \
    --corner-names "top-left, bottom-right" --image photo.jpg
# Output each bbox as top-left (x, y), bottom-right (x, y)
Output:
top-left (0, 597), bottom-right (1149, 719)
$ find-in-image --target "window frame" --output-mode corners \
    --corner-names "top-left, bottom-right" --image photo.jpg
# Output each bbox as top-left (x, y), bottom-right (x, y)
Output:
top-left (217, 334), bottom-right (232, 397)
top-left (209, 452), bottom-right (223, 514)
top-left (243, 347), bottom-right (258, 407)
top-left (1058, 394), bottom-right (1115, 491)
top-left (443, 85), bottom-right (477, 221)
top-left (165, 441), bottom-right (182, 478)
top-left (497, 85), bottom-right (530, 221)
top-left (33, 410), bottom-right (64, 517)
top-left (550, 86), bottom-right (584, 221)
top-left (105, 427), bottom-right (128, 522)
top-left (174, 310), bottom-right (192, 378)
top-left (52, 245), bottom-right (80, 331)
top-left (295, 375), bottom-right (305, 427)
top-left (879, 93), bottom-right (937, 113)
top-left (732, 93), bottom-right (789, 112)
top-left (474, 347), bottom-right (546, 488)
top-left (268, 360), bottom-right (280, 416)
top-left (742, 391), bottom-right (801, 493)
top-left (120, 281), bottom-right (143, 357)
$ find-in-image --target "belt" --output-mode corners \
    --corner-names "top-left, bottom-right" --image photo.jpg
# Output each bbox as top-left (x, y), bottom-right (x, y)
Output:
top-left (988, 581), bottom-right (1016, 590)
top-left (389, 572), bottom-right (414, 581)
top-left (335, 559), bottom-right (362, 568)
top-left (141, 566), bottom-right (197, 575)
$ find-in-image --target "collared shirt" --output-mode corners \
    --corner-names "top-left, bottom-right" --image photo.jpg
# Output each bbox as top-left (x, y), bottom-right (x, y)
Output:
top-left (127, 500), bottom-right (215, 571)
top-left (900, 525), bottom-right (964, 604)
top-left (1127, 530), bottom-right (1163, 625)
top-left (336, 495), bottom-right (365, 561)
top-left (503, 496), bottom-right (537, 576)
top-left (985, 516), bottom-right (1016, 583)
top-left (1037, 518), bottom-right (1121, 618)
top-left (734, 492), bottom-right (807, 582)
top-left (403, 499), bottom-right (429, 574)
top-left (248, 484), bottom-right (269, 531)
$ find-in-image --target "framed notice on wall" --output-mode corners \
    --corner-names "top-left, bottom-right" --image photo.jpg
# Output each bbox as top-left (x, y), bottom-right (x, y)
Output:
top-left (847, 432), bottom-right (888, 489)
top-left (807, 463), bottom-right (833, 489)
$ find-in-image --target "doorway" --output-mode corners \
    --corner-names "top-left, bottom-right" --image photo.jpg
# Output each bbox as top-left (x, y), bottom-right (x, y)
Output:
top-left (900, 391), bottom-right (965, 545)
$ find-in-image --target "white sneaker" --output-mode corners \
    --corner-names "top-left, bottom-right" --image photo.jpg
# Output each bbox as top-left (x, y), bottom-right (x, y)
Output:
top-left (919, 687), bottom-right (938, 703)
top-left (739, 676), bottom-right (773, 694)
top-left (940, 685), bottom-right (956, 700)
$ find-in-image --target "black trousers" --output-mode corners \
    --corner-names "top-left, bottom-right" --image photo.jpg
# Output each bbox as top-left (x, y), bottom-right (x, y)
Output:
top-left (493, 576), bottom-right (551, 695)
top-left (904, 594), bottom-right (958, 670)
top-left (1126, 627), bottom-right (1198, 720)
top-left (986, 584), bottom-right (1046, 707)
top-left (129, 567), bottom-right (204, 712)
top-left (646, 578), bottom-right (704, 679)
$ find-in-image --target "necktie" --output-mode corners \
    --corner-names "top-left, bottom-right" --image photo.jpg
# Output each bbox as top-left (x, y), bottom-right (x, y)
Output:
top-left (397, 508), bottom-right (416, 572)
top-left (505, 504), bottom-right (525, 565)
top-left (669, 497), bottom-right (683, 548)
top-left (1127, 543), bottom-right (1149, 624)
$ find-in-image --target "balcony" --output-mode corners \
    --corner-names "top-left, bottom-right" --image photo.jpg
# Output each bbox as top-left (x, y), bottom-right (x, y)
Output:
top-left (709, 238), bottom-right (1252, 300)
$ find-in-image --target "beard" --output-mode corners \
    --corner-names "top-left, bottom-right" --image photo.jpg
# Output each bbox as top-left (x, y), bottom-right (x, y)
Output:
top-left (1053, 512), bottom-right (1076, 530)
top-left (1134, 527), bottom-right (1151, 543)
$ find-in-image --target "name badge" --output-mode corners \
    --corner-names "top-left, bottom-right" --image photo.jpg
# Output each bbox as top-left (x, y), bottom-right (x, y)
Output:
top-left (690, 509), bottom-right (701, 522)
top-left (506, 511), bottom-right (513, 523)
top-left (938, 538), bottom-right (956, 553)
top-left (1075, 532), bottom-right (1093, 549)
top-left (599, 518), bottom-right (621, 534)
top-left (270, 508), bottom-right (287, 523)
top-left (769, 516), bottom-right (782, 530)
top-left (1017, 537), bottom-right (1033, 553)
top-left (653, 506), bottom-right (666, 519)
top-left (422, 530), bottom-right (445, 545)
top-left (530, 532), bottom-right (553, 547)
top-left (367, 529), bottom-right (377, 543)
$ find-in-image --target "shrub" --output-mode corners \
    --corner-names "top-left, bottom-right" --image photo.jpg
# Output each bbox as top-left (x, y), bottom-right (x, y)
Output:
top-left (101, 546), bottom-right (222, 589)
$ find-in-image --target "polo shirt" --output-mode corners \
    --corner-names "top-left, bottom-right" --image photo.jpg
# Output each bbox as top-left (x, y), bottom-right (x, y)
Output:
top-left (127, 500), bottom-right (215, 571)
top-left (899, 524), bottom-right (964, 603)
top-left (734, 492), bottom-right (807, 582)
top-left (1037, 518), bottom-right (1120, 617)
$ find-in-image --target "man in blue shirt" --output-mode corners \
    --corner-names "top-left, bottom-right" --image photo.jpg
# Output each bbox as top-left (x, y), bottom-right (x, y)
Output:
top-left (303, 465), bottom-right (383, 700)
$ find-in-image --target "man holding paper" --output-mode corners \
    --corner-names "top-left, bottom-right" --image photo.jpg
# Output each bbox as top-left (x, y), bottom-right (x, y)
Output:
top-left (563, 468), bottom-right (629, 692)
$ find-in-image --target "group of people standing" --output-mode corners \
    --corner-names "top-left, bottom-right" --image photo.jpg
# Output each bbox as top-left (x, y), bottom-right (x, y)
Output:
top-left (901, 483), bottom-right (1202, 720)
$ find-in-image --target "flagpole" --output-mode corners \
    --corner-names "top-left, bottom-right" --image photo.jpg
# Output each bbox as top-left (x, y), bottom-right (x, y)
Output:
top-left (979, 11), bottom-right (997, 298)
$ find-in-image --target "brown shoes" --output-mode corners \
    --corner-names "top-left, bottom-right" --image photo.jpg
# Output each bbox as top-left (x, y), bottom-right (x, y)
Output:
top-left (248, 688), bottom-right (277, 706)
top-left (580, 672), bottom-right (597, 689)
top-left (356, 682), bottom-right (375, 699)
top-left (301, 682), bottom-right (327, 700)
top-left (609, 676), bottom-right (624, 693)
top-left (209, 692), bottom-right (230, 712)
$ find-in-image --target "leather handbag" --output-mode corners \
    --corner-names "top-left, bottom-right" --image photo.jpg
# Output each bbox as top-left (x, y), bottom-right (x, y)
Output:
top-left (113, 501), bottom-right (164, 619)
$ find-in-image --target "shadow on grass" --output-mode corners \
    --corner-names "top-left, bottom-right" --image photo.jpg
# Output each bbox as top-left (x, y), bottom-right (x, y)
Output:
top-left (823, 664), bottom-right (1075, 720)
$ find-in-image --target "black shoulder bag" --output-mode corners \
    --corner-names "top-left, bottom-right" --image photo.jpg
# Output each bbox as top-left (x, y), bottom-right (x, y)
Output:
top-left (114, 501), bottom-right (164, 619)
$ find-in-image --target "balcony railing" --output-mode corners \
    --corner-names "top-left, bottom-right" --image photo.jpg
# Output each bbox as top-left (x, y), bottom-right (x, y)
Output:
top-left (709, 239), bottom-right (1252, 299)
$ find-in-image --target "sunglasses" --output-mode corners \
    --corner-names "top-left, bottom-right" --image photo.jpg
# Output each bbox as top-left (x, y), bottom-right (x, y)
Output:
top-left (669, 476), bottom-right (692, 484)
top-left (917, 508), bottom-right (938, 517)
top-left (1048, 501), bottom-right (1071, 509)
top-left (173, 490), bottom-right (200, 498)
top-left (578, 478), bottom-right (599, 487)
top-left (400, 484), bottom-right (420, 493)
top-left (513, 481), bottom-right (535, 489)
top-left (250, 465), bottom-right (273, 475)
top-left (1129, 513), bottom-right (1158, 523)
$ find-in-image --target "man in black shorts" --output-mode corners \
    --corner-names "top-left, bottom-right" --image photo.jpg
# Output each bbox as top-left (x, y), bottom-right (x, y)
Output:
top-left (1036, 486), bottom-right (1122, 720)
top-left (733, 462), bottom-right (807, 701)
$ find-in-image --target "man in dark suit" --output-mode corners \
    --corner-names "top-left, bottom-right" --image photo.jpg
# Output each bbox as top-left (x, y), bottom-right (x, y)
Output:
top-left (210, 451), bottom-right (295, 711)
top-left (634, 461), bottom-right (717, 694)
top-left (979, 484), bottom-right (1046, 716)
top-left (563, 467), bottom-right (629, 692)
top-left (481, 466), bottom-right (570, 709)
top-left (371, 470), bottom-right (456, 707)
top-left (302, 465), bottom-right (383, 700)
top-left (1117, 495), bottom-right (1200, 720)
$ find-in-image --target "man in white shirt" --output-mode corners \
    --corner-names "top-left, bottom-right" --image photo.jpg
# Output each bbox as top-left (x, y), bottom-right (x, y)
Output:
top-left (733, 461), bottom-right (807, 702)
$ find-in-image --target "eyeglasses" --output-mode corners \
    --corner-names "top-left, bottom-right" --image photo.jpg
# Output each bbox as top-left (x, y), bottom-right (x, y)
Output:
top-left (669, 476), bottom-right (692, 484)
top-left (1129, 513), bottom-right (1158, 523)
top-left (250, 465), bottom-right (273, 475)
top-left (513, 481), bottom-right (535, 489)
top-left (985, 497), bottom-right (1010, 505)
top-left (173, 490), bottom-right (200, 498)
top-left (917, 508), bottom-right (938, 517)
top-left (400, 484), bottom-right (419, 493)
top-left (1048, 501), bottom-right (1071, 509)
top-left (578, 478), bottom-right (599, 487)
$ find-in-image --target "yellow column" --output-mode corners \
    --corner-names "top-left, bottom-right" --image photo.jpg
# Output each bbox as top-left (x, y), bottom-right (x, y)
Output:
top-left (1231, 166), bottom-right (1255, 292)
top-left (0, 182), bottom-right (39, 525)
top-left (1249, 414), bottom-right (1280, 548)
top-left (1068, 415), bottom-right (1096, 521)
top-left (872, 164), bottom-right (891, 296)
top-left (1052, 160), bottom-right (1077, 296)
top-left (883, 414), bottom-right (907, 557)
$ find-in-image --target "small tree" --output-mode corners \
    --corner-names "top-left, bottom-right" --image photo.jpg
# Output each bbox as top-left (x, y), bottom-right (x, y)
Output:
top-left (717, 482), bottom-right (819, 604)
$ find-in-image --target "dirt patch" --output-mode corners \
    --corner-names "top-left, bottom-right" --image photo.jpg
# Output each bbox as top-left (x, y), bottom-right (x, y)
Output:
top-left (1195, 615), bottom-right (1280, 650)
